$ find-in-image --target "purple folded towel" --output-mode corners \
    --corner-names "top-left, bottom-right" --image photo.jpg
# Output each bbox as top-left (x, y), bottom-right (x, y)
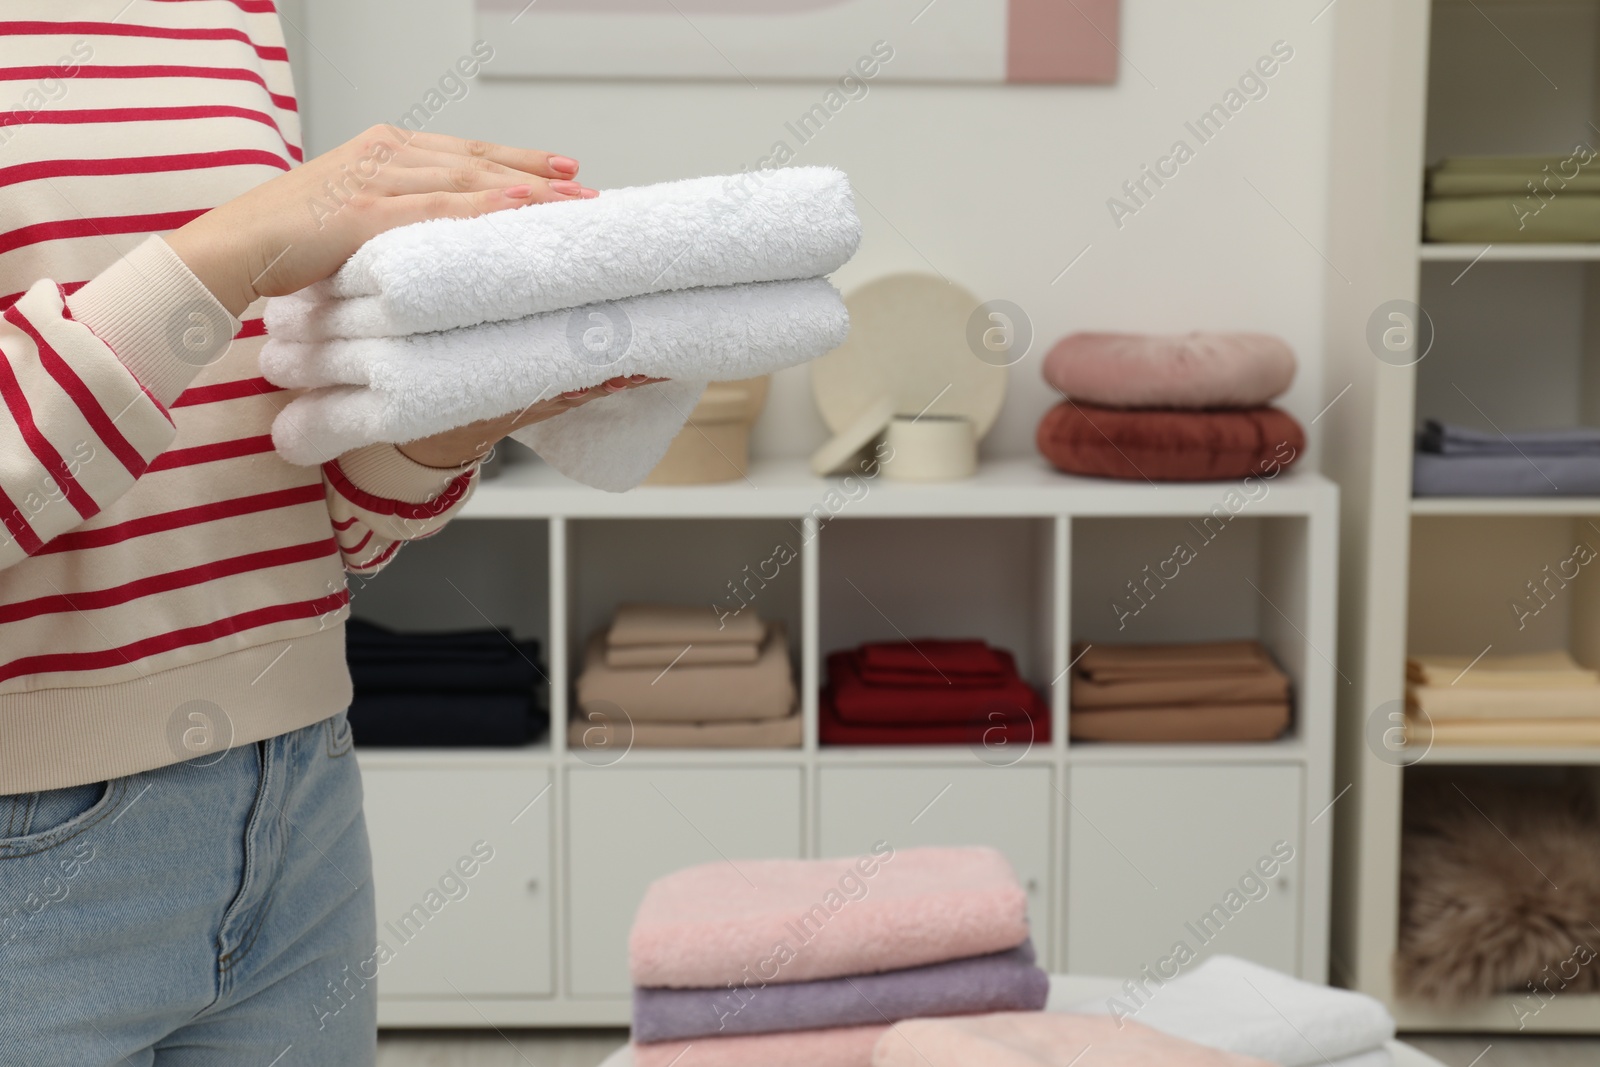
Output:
top-left (631, 940), bottom-right (1048, 1043)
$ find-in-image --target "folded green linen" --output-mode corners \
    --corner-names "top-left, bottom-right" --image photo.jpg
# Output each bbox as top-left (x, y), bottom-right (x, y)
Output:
top-left (1424, 195), bottom-right (1600, 242)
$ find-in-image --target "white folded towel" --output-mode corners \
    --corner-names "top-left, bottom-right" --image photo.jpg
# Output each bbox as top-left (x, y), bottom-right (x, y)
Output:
top-left (1067, 956), bottom-right (1396, 1067)
top-left (264, 166), bottom-right (859, 340)
top-left (265, 278), bottom-right (848, 490)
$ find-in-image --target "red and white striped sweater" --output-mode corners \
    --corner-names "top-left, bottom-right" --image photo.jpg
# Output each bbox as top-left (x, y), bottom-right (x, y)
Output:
top-left (0, 1), bottom-right (479, 792)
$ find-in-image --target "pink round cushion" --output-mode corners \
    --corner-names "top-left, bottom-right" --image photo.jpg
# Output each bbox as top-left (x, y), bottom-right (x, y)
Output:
top-left (1043, 332), bottom-right (1296, 409)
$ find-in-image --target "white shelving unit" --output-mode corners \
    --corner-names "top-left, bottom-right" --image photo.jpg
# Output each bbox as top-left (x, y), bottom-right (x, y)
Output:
top-left (1323, 0), bottom-right (1600, 1034)
top-left (354, 457), bottom-right (1339, 1027)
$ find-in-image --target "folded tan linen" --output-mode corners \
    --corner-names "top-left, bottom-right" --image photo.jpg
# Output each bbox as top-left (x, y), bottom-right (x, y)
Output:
top-left (1070, 703), bottom-right (1290, 743)
top-left (1406, 684), bottom-right (1600, 719)
top-left (577, 622), bottom-right (795, 722)
top-left (1405, 712), bottom-right (1600, 746)
top-left (1071, 670), bottom-right (1288, 709)
top-left (605, 640), bottom-right (760, 669)
top-left (568, 709), bottom-right (801, 749)
top-left (1424, 195), bottom-right (1600, 242)
top-left (1073, 640), bottom-right (1278, 682)
top-left (1406, 650), bottom-right (1599, 689)
top-left (607, 601), bottom-right (765, 646)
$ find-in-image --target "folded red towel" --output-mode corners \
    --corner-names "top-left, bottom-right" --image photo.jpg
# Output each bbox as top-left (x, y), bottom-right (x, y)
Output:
top-left (828, 651), bottom-right (1042, 724)
top-left (858, 639), bottom-right (1009, 677)
top-left (857, 643), bottom-right (1004, 675)
top-left (820, 692), bottom-right (1051, 745)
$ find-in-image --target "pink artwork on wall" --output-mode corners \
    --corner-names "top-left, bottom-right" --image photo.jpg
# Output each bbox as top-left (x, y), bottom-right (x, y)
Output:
top-left (1007, 0), bottom-right (1120, 84)
top-left (476, 0), bottom-right (1121, 84)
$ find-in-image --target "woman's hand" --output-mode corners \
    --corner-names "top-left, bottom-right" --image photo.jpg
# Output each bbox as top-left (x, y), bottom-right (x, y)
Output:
top-left (166, 126), bottom-right (596, 317)
top-left (397, 375), bottom-right (668, 469)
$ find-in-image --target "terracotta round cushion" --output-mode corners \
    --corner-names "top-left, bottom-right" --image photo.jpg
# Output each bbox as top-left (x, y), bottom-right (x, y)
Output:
top-left (1043, 332), bottom-right (1296, 408)
top-left (1036, 402), bottom-right (1306, 481)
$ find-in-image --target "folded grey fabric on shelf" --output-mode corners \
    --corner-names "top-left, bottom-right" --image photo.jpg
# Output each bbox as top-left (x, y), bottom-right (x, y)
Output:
top-left (1412, 452), bottom-right (1600, 497)
top-left (1418, 419), bottom-right (1600, 455)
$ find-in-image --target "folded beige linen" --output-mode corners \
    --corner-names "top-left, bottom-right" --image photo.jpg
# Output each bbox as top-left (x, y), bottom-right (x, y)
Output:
top-left (568, 709), bottom-right (801, 750)
top-left (1070, 703), bottom-right (1290, 743)
top-left (1405, 712), bottom-right (1600, 746)
top-left (1074, 640), bottom-right (1278, 683)
top-left (605, 640), bottom-right (760, 669)
top-left (1406, 650), bottom-right (1599, 689)
top-left (1406, 684), bottom-right (1600, 719)
top-left (1071, 670), bottom-right (1288, 709)
top-left (608, 601), bottom-right (765, 646)
top-left (577, 622), bottom-right (795, 722)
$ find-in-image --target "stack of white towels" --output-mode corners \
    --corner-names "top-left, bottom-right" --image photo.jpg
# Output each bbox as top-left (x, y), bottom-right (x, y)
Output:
top-left (260, 167), bottom-right (860, 491)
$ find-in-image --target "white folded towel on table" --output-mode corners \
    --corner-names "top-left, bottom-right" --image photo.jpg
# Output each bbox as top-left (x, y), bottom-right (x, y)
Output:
top-left (260, 166), bottom-right (859, 491)
top-left (1066, 956), bottom-right (1396, 1067)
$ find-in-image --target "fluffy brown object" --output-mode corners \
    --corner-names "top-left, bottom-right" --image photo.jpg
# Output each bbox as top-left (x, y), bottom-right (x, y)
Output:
top-left (1397, 774), bottom-right (1600, 1004)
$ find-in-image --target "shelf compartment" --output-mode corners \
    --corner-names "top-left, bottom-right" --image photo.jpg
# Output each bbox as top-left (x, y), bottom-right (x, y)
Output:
top-left (1408, 514), bottom-right (1600, 661)
top-left (564, 517), bottom-right (805, 753)
top-left (345, 518), bottom-right (552, 751)
top-left (1068, 514), bottom-right (1319, 749)
top-left (816, 516), bottom-right (1057, 752)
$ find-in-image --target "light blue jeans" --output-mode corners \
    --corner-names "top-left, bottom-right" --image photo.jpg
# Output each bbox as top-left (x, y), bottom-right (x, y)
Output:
top-left (0, 709), bottom-right (377, 1066)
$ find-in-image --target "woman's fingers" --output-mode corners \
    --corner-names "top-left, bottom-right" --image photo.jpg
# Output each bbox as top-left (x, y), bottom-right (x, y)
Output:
top-left (378, 181), bottom-right (587, 227)
top-left (373, 166), bottom-right (595, 200)
top-left (393, 130), bottom-right (580, 180)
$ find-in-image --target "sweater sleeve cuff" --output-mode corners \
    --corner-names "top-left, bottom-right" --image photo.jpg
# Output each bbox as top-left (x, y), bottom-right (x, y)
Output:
top-left (65, 235), bottom-right (239, 407)
top-left (334, 443), bottom-right (479, 505)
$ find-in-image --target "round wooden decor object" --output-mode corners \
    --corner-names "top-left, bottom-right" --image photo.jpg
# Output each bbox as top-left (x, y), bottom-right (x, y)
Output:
top-left (810, 273), bottom-right (1008, 438)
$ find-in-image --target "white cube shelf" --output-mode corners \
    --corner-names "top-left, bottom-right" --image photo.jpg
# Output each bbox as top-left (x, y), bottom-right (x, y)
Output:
top-left (356, 457), bottom-right (1338, 1026)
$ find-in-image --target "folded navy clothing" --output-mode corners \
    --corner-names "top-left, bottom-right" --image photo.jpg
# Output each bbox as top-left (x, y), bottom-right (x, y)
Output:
top-left (1413, 451), bottom-right (1600, 496)
top-left (631, 940), bottom-right (1047, 1043)
top-left (346, 618), bottom-right (543, 693)
top-left (347, 691), bottom-right (548, 747)
top-left (1418, 419), bottom-right (1600, 455)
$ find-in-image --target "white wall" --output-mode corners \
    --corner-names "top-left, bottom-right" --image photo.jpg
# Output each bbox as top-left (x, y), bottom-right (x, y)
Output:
top-left (287, 0), bottom-right (1334, 465)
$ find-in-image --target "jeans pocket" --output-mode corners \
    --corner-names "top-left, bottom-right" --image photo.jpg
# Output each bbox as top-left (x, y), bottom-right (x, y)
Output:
top-left (326, 707), bottom-right (354, 758)
top-left (0, 779), bottom-right (123, 858)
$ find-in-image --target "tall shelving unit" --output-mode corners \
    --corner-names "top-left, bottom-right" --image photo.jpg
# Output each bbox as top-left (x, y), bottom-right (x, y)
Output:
top-left (352, 457), bottom-right (1338, 1027)
top-left (1325, 0), bottom-right (1600, 1034)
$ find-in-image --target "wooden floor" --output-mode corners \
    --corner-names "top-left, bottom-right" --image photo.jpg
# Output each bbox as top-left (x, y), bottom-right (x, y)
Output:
top-left (376, 1030), bottom-right (628, 1066)
top-left (374, 1030), bottom-right (1600, 1066)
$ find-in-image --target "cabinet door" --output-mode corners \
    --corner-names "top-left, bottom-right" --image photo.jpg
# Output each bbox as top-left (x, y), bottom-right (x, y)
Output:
top-left (567, 766), bottom-right (804, 996)
top-left (1065, 764), bottom-right (1302, 977)
top-left (360, 762), bottom-right (553, 997)
top-left (817, 766), bottom-right (1054, 966)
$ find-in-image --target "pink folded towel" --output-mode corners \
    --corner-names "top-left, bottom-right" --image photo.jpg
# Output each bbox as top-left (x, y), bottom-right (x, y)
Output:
top-left (630, 846), bottom-right (1029, 988)
top-left (873, 1013), bottom-right (1277, 1067)
top-left (635, 1024), bottom-right (886, 1067)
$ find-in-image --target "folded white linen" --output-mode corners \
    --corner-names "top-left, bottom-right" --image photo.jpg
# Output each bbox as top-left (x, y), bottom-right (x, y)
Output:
top-left (265, 279), bottom-right (848, 490)
top-left (264, 166), bottom-right (860, 341)
top-left (1066, 955), bottom-right (1396, 1067)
